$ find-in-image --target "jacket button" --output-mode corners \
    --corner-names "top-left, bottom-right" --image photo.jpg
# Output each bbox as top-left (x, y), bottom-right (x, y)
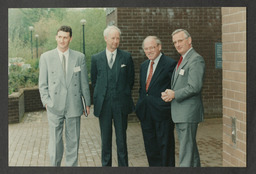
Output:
top-left (55, 92), bottom-right (57, 95)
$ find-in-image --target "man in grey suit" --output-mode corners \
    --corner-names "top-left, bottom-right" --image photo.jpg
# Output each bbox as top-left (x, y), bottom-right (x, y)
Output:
top-left (39, 26), bottom-right (91, 166)
top-left (91, 25), bottom-right (134, 166)
top-left (162, 29), bottom-right (205, 167)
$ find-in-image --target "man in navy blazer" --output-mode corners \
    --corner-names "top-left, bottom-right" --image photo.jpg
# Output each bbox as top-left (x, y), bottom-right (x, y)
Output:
top-left (91, 25), bottom-right (134, 166)
top-left (135, 36), bottom-right (177, 166)
top-left (162, 29), bottom-right (205, 167)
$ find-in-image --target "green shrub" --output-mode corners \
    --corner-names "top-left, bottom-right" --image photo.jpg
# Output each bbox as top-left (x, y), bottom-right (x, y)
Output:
top-left (8, 58), bottom-right (39, 95)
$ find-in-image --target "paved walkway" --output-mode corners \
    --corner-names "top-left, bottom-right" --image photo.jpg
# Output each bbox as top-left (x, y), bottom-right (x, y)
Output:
top-left (8, 107), bottom-right (222, 167)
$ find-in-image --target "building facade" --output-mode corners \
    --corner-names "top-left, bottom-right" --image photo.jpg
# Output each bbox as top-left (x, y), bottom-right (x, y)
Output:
top-left (222, 7), bottom-right (246, 167)
top-left (106, 7), bottom-right (222, 121)
top-left (106, 7), bottom-right (247, 167)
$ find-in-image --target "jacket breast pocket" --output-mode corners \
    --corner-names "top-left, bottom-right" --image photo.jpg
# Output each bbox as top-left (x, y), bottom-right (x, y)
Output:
top-left (120, 65), bottom-right (127, 72)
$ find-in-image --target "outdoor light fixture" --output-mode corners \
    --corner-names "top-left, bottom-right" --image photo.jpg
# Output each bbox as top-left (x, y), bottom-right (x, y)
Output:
top-left (35, 34), bottom-right (39, 59)
top-left (29, 26), bottom-right (34, 59)
top-left (80, 19), bottom-right (86, 55)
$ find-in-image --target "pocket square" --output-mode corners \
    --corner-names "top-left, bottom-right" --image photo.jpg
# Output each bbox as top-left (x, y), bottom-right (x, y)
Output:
top-left (121, 64), bottom-right (126, 68)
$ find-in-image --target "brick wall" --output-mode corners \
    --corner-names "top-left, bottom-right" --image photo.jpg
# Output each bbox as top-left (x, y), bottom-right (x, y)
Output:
top-left (8, 85), bottom-right (94, 124)
top-left (8, 88), bottom-right (44, 124)
top-left (106, 7), bottom-right (222, 121)
top-left (23, 88), bottom-right (44, 112)
top-left (222, 7), bottom-right (246, 167)
top-left (8, 90), bottom-right (25, 124)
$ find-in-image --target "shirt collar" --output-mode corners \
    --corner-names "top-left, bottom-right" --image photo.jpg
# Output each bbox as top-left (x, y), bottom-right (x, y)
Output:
top-left (106, 48), bottom-right (117, 57)
top-left (57, 48), bottom-right (69, 57)
top-left (151, 52), bottom-right (162, 64)
top-left (182, 47), bottom-right (193, 59)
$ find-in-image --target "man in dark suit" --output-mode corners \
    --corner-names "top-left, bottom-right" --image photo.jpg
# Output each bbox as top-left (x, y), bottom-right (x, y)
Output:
top-left (135, 36), bottom-right (177, 166)
top-left (39, 26), bottom-right (91, 166)
top-left (91, 25), bottom-right (134, 166)
top-left (162, 29), bottom-right (205, 167)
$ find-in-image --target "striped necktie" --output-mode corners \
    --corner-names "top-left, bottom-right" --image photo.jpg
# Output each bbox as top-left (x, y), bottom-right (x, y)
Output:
top-left (146, 61), bottom-right (154, 92)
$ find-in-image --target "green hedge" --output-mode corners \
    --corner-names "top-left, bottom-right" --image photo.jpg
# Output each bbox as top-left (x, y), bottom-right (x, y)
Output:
top-left (8, 59), bottom-right (39, 95)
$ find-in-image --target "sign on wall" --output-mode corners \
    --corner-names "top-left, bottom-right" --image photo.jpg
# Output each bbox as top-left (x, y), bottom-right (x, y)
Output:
top-left (215, 42), bottom-right (222, 69)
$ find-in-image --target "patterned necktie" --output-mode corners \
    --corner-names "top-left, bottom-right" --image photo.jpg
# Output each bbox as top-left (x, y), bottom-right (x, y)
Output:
top-left (62, 54), bottom-right (66, 79)
top-left (146, 61), bottom-right (154, 92)
top-left (109, 53), bottom-right (114, 69)
top-left (176, 56), bottom-right (183, 71)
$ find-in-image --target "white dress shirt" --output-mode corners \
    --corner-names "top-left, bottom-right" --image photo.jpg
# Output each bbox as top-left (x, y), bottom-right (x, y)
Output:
top-left (146, 52), bottom-right (162, 81)
top-left (106, 48), bottom-right (117, 65)
top-left (57, 48), bottom-right (69, 73)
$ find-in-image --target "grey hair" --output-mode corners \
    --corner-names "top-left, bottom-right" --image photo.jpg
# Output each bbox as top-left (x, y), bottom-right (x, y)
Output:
top-left (142, 36), bottom-right (162, 49)
top-left (171, 29), bottom-right (191, 38)
top-left (103, 25), bottom-right (121, 37)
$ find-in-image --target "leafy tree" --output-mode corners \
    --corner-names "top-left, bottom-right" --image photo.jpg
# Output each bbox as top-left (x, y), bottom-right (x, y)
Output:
top-left (8, 8), bottom-right (107, 94)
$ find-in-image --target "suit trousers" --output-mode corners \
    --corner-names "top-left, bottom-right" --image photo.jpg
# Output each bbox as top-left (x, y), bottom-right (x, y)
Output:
top-left (175, 123), bottom-right (200, 167)
top-left (99, 97), bottom-right (128, 166)
top-left (47, 109), bottom-right (81, 166)
top-left (140, 111), bottom-right (175, 166)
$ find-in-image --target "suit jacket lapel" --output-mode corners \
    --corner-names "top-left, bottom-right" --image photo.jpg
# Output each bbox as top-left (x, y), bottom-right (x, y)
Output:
top-left (66, 50), bottom-right (77, 88)
top-left (172, 48), bottom-right (194, 88)
top-left (53, 49), bottom-right (66, 87)
top-left (101, 50), bottom-right (108, 72)
top-left (115, 49), bottom-right (123, 83)
top-left (98, 50), bottom-right (108, 85)
top-left (147, 55), bottom-right (164, 91)
top-left (141, 60), bottom-right (150, 91)
top-left (171, 68), bottom-right (176, 88)
top-left (172, 58), bottom-right (188, 88)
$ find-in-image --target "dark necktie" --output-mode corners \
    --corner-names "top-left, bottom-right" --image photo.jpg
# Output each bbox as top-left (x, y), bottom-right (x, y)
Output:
top-left (146, 61), bottom-right (154, 92)
top-left (176, 56), bottom-right (183, 71)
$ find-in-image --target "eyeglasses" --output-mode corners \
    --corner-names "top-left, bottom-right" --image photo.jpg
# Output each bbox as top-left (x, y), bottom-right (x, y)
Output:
top-left (143, 45), bottom-right (158, 51)
top-left (173, 37), bottom-right (188, 45)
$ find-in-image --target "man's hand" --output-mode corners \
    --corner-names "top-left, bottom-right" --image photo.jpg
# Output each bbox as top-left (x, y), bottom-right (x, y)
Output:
top-left (83, 106), bottom-right (90, 117)
top-left (161, 89), bottom-right (175, 102)
top-left (86, 106), bottom-right (90, 115)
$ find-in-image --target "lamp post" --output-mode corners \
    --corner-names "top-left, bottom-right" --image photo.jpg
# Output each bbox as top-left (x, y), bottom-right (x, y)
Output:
top-left (35, 34), bottom-right (39, 59)
top-left (29, 26), bottom-right (34, 59)
top-left (80, 19), bottom-right (86, 55)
